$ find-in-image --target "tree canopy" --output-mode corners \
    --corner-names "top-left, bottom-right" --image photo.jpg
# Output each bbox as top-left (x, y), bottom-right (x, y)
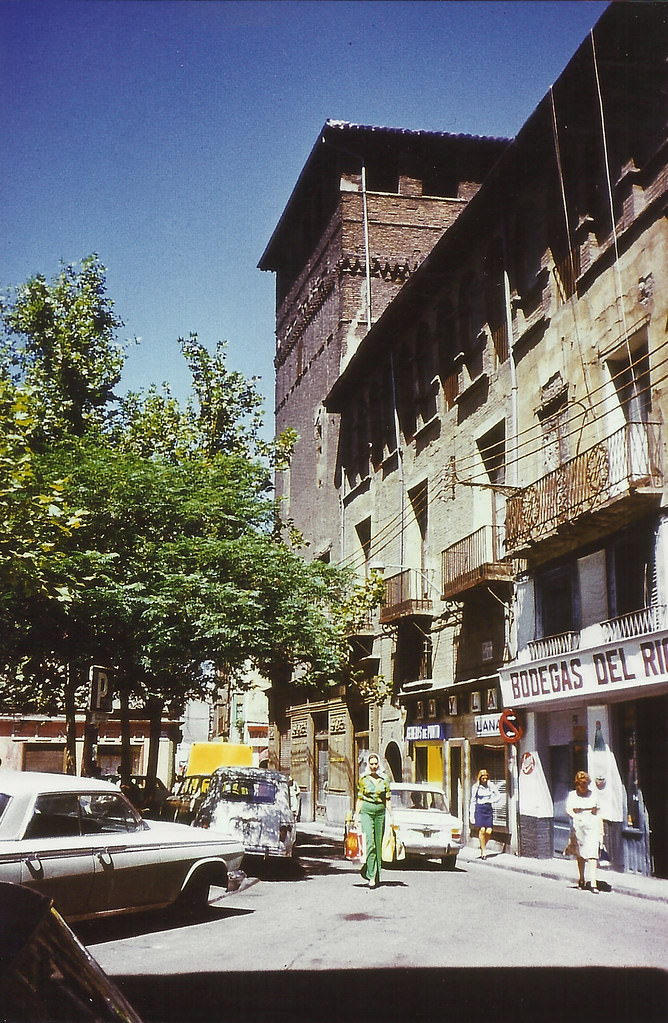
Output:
top-left (0, 256), bottom-right (381, 734)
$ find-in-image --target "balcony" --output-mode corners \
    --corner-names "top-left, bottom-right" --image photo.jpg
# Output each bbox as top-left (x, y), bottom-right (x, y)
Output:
top-left (505, 422), bottom-right (663, 559)
top-left (527, 631), bottom-right (581, 661)
top-left (379, 569), bottom-right (433, 624)
top-left (600, 605), bottom-right (667, 643)
top-left (441, 525), bottom-right (514, 600)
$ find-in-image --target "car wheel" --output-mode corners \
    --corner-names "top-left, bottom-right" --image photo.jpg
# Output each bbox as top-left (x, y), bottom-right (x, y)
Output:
top-left (441, 853), bottom-right (458, 871)
top-left (176, 871), bottom-right (215, 915)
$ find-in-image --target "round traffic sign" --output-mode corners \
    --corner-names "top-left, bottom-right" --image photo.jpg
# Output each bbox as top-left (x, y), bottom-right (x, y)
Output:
top-left (499, 707), bottom-right (523, 744)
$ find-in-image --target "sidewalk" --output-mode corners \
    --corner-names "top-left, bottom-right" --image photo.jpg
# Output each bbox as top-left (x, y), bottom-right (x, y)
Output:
top-left (297, 819), bottom-right (668, 905)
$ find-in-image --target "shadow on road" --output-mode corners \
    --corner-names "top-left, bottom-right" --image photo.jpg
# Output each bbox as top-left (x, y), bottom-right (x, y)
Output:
top-left (112, 967), bottom-right (668, 1023)
top-left (73, 902), bottom-right (254, 946)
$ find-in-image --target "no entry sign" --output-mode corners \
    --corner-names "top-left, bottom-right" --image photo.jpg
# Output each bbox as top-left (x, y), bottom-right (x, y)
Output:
top-left (498, 707), bottom-right (523, 744)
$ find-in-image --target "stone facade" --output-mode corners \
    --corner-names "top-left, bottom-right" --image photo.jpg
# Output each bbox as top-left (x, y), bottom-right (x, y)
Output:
top-left (325, 4), bottom-right (668, 873)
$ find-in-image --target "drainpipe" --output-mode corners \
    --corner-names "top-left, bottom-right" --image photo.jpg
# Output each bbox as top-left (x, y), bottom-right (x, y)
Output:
top-left (503, 268), bottom-right (520, 857)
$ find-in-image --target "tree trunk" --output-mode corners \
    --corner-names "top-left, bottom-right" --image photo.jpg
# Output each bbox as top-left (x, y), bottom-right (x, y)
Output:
top-left (119, 682), bottom-right (133, 785)
top-left (144, 696), bottom-right (164, 807)
top-left (64, 663), bottom-right (78, 775)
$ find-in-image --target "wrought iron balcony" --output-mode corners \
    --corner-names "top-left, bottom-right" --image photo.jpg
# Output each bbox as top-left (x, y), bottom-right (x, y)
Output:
top-left (527, 631), bottom-right (581, 661)
top-left (600, 605), bottom-right (667, 643)
top-left (441, 525), bottom-right (514, 600)
top-left (505, 421), bottom-right (663, 557)
top-left (379, 568), bottom-right (433, 624)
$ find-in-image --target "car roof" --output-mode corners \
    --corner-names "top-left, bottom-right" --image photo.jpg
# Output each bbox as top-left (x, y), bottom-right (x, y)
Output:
top-left (0, 770), bottom-right (119, 796)
top-left (390, 782), bottom-right (446, 792)
top-left (211, 767), bottom-right (286, 782)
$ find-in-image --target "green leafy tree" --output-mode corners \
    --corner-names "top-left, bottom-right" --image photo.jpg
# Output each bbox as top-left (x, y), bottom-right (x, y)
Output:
top-left (0, 255), bottom-right (125, 442)
top-left (0, 256), bottom-right (382, 786)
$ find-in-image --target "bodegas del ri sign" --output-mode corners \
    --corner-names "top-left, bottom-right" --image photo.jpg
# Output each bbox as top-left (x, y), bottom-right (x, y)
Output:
top-left (499, 629), bottom-right (668, 709)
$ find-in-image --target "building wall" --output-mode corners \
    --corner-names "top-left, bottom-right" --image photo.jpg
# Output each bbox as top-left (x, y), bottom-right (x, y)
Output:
top-left (326, 4), bottom-right (668, 868)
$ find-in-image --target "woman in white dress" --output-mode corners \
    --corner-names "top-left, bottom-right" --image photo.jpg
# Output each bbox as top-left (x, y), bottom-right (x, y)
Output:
top-left (566, 770), bottom-right (603, 893)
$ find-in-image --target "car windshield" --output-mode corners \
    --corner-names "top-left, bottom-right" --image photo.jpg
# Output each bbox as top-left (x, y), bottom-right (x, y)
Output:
top-left (0, 792), bottom-right (10, 822)
top-left (214, 778), bottom-right (278, 804)
top-left (393, 789), bottom-right (447, 812)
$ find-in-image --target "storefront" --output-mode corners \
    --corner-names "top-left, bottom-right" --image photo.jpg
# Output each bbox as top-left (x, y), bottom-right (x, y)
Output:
top-left (404, 677), bottom-right (511, 850)
top-left (499, 628), bottom-right (668, 876)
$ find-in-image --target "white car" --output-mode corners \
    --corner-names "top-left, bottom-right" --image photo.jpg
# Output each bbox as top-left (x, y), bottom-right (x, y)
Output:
top-left (194, 767), bottom-right (297, 858)
top-left (0, 770), bottom-right (245, 921)
top-left (389, 782), bottom-right (462, 870)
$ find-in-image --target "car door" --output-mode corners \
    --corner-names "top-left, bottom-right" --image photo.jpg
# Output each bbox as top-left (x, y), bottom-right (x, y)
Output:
top-left (83, 791), bottom-right (164, 914)
top-left (18, 792), bottom-right (96, 919)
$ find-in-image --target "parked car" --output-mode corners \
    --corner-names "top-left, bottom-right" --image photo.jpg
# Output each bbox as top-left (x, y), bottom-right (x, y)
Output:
top-left (160, 773), bottom-right (213, 826)
top-left (194, 767), bottom-right (297, 859)
top-left (389, 782), bottom-right (463, 869)
top-left (0, 770), bottom-right (245, 921)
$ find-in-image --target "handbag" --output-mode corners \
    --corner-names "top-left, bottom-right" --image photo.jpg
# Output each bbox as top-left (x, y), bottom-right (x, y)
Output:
top-left (344, 824), bottom-right (364, 862)
top-left (563, 830), bottom-right (579, 857)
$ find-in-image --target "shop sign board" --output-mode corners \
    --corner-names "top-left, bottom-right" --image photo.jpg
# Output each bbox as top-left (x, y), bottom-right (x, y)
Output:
top-left (406, 723), bottom-right (445, 741)
top-left (499, 630), bottom-right (668, 708)
top-left (474, 713), bottom-right (501, 738)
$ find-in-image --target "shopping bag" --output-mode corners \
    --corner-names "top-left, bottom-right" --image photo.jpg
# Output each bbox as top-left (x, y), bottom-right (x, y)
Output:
top-left (382, 819), bottom-right (397, 863)
top-left (344, 825), bottom-right (364, 862)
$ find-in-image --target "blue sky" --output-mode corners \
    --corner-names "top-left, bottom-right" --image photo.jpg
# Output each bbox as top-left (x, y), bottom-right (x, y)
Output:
top-left (1, 0), bottom-right (609, 433)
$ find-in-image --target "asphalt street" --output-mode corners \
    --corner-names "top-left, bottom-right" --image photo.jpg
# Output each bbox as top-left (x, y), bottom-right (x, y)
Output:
top-left (78, 832), bottom-right (667, 1023)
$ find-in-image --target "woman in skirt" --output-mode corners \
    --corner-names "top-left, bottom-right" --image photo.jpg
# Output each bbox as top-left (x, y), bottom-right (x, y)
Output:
top-left (469, 768), bottom-right (501, 859)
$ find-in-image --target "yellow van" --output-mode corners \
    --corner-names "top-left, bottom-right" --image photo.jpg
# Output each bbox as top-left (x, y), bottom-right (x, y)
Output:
top-left (161, 743), bottom-right (253, 825)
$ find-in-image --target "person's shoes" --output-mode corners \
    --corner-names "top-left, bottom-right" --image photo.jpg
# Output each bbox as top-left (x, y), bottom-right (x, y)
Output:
top-left (369, 878), bottom-right (378, 889)
top-left (578, 880), bottom-right (586, 889)
top-left (589, 884), bottom-right (600, 894)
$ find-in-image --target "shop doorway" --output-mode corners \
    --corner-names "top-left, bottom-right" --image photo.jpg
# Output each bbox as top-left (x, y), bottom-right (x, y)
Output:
top-left (384, 741), bottom-right (402, 781)
top-left (621, 694), bottom-right (668, 877)
top-left (315, 735), bottom-right (328, 819)
top-left (550, 742), bottom-right (587, 853)
top-left (414, 742), bottom-right (443, 784)
top-left (470, 743), bottom-right (508, 829)
top-left (449, 744), bottom-right (463, 820)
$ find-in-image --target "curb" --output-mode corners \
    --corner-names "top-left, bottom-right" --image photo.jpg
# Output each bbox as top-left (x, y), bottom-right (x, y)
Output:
top-left (298, 823), bottom-right (668, 905)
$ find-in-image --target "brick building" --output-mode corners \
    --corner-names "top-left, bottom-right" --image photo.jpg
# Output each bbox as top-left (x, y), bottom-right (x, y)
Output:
top-left (260, 3), bottom-right (668, 876)
top-left (325, 3), bottom-right (668, 875)
top-left (259, 121), bottom-right (508, 820)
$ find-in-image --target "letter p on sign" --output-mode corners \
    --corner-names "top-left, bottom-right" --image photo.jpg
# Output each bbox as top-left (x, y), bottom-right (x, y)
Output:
top-left (90, 665), bottom-right (113, 713)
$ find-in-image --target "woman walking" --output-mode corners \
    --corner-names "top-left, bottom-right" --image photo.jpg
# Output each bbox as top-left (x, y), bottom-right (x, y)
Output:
top-left (354, 753), bottom-right (391, 888)
top-left (469, 769), bottom-right (501, 859)
top-left (566, 771), bottom-right (603, 893)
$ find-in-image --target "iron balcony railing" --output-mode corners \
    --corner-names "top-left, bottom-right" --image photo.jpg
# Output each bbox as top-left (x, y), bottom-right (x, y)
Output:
top-left (527, 631), bottom-right (581, 661)
top-left (600, 605), bottom-right (668, 643)
top-left (506, 421), bottom-right (663, 555)
top-left (379, 568), bottom-right (433, 624)
top-left (441, 525), bottom-right (514, 599)
top-left (525, 606), bottom-right (667, 662)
